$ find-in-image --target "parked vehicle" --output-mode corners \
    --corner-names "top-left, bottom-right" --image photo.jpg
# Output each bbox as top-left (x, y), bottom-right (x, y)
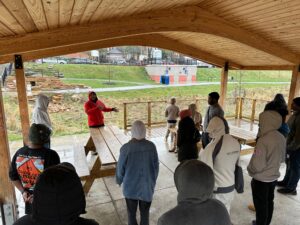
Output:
top-left (68, 58), bottom-right (99, 64)
top-left (38, 58), bottom-right (67, 64)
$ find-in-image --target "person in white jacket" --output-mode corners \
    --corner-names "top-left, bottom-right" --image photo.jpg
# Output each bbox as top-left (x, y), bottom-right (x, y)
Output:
top-left (32, 94), bottom-right (52, 148)
top-left (199, 116), bottom-right (240, 214)
top-left (247, 111), bottom-right (286, 225)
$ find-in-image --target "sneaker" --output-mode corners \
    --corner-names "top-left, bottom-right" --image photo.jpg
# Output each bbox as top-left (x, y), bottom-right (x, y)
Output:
top-left (248, 204), bottom-right (255, 212)
top-left (169, 148), bottom-right (175, 152)
top-left (277, 188), bottom-right (297, 195)
top-left (277, 180), bottom-right (287, 187)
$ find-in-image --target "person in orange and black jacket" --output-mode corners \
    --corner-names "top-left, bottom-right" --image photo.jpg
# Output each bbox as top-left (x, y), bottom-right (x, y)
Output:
top-left (84, 91), bottom-right (118, 127)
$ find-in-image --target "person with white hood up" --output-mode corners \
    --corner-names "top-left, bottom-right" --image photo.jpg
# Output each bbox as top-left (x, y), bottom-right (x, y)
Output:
top-left (247, 110), bottom-right (286, 225)
top-left (32, 94), bottom-right (52, 148)
top-left (116, 120), bottom-right (159, 225)
top-left (199, 116), bottom-right (240, 214)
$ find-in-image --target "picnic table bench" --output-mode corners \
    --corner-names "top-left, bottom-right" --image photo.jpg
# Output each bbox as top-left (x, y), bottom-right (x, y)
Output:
top-left (78, 125), bottom-right (130, 194)
top-left (168, 125), bottom-right (256, 155)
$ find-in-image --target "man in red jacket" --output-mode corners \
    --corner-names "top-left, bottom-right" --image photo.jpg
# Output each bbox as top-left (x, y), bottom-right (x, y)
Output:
top-left (84, 91), bottom-right (118, 127)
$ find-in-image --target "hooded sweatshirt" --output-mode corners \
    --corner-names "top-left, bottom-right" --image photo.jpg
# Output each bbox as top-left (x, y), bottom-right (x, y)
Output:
top-left (13, 163), bottom-right (98, 225)
top-left (157, 160), bottom-right (231, 225)
top-left (84, 92), bottom-right (113, 127)
top-left (200, 117), bottom-right (240, 191)
top-left (247, 111), bottom-right (286, 182)
top-left (32, 94), bottom-right (52, 130)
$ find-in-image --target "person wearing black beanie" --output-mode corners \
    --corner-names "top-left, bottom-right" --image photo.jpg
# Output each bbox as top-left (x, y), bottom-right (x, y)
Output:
top-left (13, 163), bottom-right (98, 225)
top-left (9, 123), bottom-right (60, 214)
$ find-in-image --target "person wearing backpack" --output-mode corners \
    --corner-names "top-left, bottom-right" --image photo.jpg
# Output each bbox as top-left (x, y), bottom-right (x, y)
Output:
top-left (199, 116), bottom-right (240, 214)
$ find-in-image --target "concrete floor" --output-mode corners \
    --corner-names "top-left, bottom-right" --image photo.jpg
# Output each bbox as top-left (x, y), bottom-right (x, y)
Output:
top-left (6, 128), bottom-right (300, 225)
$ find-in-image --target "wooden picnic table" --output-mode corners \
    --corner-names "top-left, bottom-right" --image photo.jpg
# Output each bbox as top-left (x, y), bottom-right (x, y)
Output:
top-left (80, 125), bottom-right (130, 193)
top-left (229, 126), bottom-right (257, 146)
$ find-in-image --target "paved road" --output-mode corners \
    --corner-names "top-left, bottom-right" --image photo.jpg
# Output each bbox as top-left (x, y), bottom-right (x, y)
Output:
top-left (41, 81), bottom-right (290, 94)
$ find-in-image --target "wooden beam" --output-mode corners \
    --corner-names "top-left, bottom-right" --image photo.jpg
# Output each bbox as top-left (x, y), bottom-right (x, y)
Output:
top-left (288, 65), bottom-right (300, 112)
top-left (15, 55), bottom-right (30, 145)
top-left (220, 62), bottom-right (229, 108)
top-left (0, 6), bottom-right (299, 64)
top-left (0, 34), bottom-right (242, 69)
top-left (240, 65), bottom-right (294, 70)
top-left (0, 80), bottom-right (17, 218)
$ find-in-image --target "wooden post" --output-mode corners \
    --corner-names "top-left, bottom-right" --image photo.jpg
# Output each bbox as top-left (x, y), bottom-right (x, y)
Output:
top-left (147, 102), bottom-right (151, 127)
top-left (0, 82), bottom-right (17, 220)
top-left (123, 103), bottom-right (127, 130)
top-left (250, 99), bottom-right (257, 121)
top-left (15, 55), bottom-right (30, 145)
top-left (235, 97), bottom-right (239, 119)
top-left (288, 65), bottom-right (300, 112)
top-left (219, 62), bottom-right (229, 109)
top-left (239, 98), bottom-right (243, 119)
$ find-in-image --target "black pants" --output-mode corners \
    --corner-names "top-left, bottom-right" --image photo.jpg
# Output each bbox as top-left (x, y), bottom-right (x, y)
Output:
top-left (251, 179), bottom-right (277, 225)
top-left (125, 198), bottom-right (151, 225)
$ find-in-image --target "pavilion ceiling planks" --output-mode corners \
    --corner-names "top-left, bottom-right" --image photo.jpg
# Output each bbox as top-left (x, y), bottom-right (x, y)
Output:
top-left (23, 0), bottom-right (48, 31)
top-left (162, 32), bottom-right (293, 66)
top-left (0, 1), bottom-right (26, 34)
top-left (59, 0), bottom-right (75, 27)
top-left (1, 0), bottom-right (38, 33)
top-left (69, 0), bottom-right (89, 25)
top-left (42, 0), bottom-right (59, 29)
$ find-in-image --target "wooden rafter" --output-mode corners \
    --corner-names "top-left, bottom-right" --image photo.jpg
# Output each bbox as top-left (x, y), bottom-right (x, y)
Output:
top-left (0, 6), bottom-right (299, 64)
top-left (0, 34), bottom-right (242, 69)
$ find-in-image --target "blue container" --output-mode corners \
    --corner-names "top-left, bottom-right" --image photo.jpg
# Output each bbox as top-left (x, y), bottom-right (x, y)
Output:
top-left (164, 76), bottom-right (169, 85)
top-left (160, 75), bottom-right (165, 84)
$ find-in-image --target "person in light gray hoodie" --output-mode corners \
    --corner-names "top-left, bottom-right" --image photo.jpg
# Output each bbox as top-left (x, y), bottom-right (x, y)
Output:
top-left (32, 94), bottom-right (52, 148)
top-left (157, 160), bottom-right (231, 225)
top-left (247, 110), bottom-right (286, 225)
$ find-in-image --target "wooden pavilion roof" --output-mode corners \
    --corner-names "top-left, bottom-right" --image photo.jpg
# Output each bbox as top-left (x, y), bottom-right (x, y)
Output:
top-left (0, 0), bottom-right (299, 69)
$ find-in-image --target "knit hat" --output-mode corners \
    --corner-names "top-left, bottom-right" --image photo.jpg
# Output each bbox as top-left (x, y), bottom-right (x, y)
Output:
top-left (131, 120), bottom-right (146, 140)
top-left (293, 97), bottom-right (300, 107)
top-left (29, 123), bottom-right (51, 145)
top-left (179, 109), bottom-right (192, 119)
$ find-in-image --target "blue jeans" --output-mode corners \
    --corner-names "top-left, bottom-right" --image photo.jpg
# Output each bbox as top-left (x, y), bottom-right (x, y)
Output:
top-left (282, 150), bottom-right (300, 190)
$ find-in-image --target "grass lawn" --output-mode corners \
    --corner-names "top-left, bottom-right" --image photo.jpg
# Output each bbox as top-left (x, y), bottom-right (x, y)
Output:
top-left (24, 63), bottom-right (154, 83)
top-left (62, 79), bottom-right (146, 88)
top-left (197, 68), bottom-right (292, 82)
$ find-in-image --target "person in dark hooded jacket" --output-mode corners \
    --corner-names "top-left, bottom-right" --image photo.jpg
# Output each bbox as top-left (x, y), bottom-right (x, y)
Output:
top-left (13, 162), bottom-right (99, 225)
top-left (157, 160), bottom-right (231, 225)
top-left (84, 91), bottom-right (118, 127)
top-left (177, 115), bottom-right (200, 162)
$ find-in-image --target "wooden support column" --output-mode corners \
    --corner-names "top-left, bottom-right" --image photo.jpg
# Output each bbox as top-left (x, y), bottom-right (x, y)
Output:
top-left (15, 55), bottom-right (30, 145)
top-left (220, 62), bottom-right (229, 109)
top-left (288, 65), bottom-right (300, 112)
top-left (0, 83), bottom-right (17, 219)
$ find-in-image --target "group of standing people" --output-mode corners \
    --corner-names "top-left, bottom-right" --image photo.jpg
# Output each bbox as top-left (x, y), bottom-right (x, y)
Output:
top-left (8, 90), bottom-right (300, 225)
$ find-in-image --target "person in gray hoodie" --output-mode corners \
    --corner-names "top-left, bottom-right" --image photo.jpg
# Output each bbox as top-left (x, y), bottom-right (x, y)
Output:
top-left (157, 160), bottom-right (231, 225)
top-left (247, 110), bottom-right (286, 225)
top-left (32, 94), bottom-right (52, 148)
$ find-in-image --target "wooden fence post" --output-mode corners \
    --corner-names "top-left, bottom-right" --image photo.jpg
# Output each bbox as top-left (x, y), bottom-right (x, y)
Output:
top-left (123, 103), bottom-right (127, 130)
top-left (239, 98), bottom-right (243, 119)
top-left (235, 97), bottom-right (239, 119)
top-left (251, 99), bottom-right (256, 121)
top-left (147, 102), bottom-right (151, 127)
